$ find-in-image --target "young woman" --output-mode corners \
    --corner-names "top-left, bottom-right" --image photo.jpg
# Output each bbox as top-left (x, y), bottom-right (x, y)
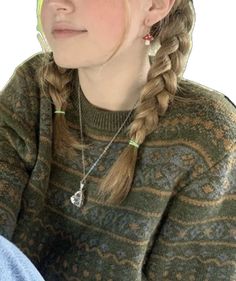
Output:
top-left (0, 0), bottom-right (235, 280)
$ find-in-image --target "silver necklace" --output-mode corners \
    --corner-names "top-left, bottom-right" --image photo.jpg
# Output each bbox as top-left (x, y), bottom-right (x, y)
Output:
top-left (70, 86), bottom-right (139, 208)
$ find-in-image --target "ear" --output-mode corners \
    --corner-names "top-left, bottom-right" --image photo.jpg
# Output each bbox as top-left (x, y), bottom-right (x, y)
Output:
top-left (144, 0), bottom-right (176, 26)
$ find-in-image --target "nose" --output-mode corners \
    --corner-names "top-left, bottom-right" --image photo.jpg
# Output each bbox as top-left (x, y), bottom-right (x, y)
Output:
top-left (47, 0), bottom-right (74, 14)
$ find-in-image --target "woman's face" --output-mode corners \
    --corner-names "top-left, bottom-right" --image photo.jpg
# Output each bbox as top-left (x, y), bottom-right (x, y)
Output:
top-left (41, 0), bottom-right (148, 68)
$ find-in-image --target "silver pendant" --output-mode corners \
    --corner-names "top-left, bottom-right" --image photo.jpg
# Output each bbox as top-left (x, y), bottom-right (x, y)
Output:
top-left (70, 182), bottom-right (85, 208)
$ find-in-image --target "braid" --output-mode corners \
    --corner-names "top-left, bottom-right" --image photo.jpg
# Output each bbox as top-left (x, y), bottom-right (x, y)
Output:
top-left (97, 0), bottom-right (195, 205)
top-left (130, 0), bottom-right (194, 141)
top-left (37, 53), bottom-right (87, 158)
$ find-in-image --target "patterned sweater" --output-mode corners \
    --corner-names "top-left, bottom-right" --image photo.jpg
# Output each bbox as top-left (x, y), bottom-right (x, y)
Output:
top-left (0, 52), bottom-right (236, 281)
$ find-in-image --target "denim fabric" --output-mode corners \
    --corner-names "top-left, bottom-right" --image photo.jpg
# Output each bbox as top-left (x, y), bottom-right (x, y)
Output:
top-left (0, 235), bottom-right (44, 281)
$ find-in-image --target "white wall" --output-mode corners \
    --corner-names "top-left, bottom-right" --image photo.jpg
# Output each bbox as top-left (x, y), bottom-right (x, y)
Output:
top-left (184, 1), bottom-right (236, 105)
top-left (0, 0), bottom-right (235, 104)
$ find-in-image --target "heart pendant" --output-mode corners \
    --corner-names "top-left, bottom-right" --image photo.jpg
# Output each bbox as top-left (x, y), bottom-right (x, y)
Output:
top-left (70, 189), bottom-right (85, 208)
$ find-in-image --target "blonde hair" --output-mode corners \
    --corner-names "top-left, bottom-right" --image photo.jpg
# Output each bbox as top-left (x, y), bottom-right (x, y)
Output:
top-left (37, 0), bottom-right (195, 205)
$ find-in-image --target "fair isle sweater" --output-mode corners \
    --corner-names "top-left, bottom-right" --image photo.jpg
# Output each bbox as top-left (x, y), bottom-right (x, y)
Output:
top-left (0, 52), bottom-right (236, 281)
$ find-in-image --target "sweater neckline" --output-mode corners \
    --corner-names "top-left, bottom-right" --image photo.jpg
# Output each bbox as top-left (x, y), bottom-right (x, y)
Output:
top-left (70, 71), bottom-right (135, 136)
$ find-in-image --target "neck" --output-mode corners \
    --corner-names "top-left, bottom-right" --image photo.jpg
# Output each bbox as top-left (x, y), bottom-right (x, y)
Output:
top-left (77, 46), bottom-right (151, 111)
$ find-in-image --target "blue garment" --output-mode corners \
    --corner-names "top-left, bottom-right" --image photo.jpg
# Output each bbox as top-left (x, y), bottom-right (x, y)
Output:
top-left (0, 235), bottom-right (44, 281)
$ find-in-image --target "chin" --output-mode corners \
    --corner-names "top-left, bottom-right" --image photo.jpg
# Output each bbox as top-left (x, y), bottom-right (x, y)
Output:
top-left (52, 52), bottom-right (78, 69)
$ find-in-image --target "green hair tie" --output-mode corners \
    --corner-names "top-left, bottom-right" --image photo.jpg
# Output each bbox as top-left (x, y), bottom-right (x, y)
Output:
top-left (54, 110), bottom-right (65, 114)
top-left (129, 140), bottom-right (139, 148)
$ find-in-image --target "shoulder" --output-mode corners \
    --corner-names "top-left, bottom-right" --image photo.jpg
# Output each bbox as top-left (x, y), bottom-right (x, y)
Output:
top-left (0, 52), bottom-right (52, 128)
top-left (147, 79), bottom-right (236, 168)
top-left (177, 78), bottom-right (236, 110)
top-left (175, 79), bottom-right (236, 137)
top-left (1, 51), bottom-right (50, 91)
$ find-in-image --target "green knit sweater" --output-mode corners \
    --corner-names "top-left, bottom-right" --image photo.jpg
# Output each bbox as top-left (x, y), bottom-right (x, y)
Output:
top-left (0, 53), bottom-right (235, 281)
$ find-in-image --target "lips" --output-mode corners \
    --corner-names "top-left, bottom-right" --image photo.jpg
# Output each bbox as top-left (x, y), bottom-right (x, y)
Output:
top-left (53, 29), bottom-right (87, 32)
top-left (52, 29), bottom-right (87, 39)
top-left (52, 23), bottom-right (87, 33)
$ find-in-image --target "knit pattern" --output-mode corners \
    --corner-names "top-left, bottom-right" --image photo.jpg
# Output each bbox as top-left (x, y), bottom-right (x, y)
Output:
top-left (0, 52), bottom-right (236, 281)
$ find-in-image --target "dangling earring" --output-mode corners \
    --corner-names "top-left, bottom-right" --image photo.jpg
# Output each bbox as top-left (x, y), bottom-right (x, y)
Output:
top-left (143, 33), bottom-right (154, 46)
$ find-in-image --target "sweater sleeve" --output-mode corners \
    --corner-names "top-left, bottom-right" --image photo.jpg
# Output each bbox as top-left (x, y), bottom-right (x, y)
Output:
top-left (0, 63), bottom-right (38, 240)
top-left (143, 146), bottom-right (236, 281)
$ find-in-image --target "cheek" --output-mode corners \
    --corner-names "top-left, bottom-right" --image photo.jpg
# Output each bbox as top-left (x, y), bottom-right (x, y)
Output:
top-left (85, 0), bottom-right (126, 44)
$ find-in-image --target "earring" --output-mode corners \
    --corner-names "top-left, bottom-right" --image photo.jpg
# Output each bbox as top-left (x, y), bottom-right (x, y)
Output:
top-left (143, 33), bottom-right (154, 46)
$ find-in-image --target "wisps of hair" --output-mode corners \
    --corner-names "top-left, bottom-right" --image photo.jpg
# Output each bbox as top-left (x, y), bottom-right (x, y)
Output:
top-left (36, 0), bottom-right (195, 205)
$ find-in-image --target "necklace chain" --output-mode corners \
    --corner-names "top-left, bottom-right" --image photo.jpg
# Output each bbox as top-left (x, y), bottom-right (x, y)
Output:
top-left (70, 86), bottom-right (139, 208)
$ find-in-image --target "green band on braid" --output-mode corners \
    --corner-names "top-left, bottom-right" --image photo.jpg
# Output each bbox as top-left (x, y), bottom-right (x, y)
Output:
top-left (54, 111), bottom-right (65, 114)
top-left (129, 140), bottom-right (139, 148)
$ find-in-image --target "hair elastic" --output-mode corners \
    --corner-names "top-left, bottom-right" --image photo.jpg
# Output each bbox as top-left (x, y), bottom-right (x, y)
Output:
top-left (54, 110), bottom-right (65, 114)
top-left (129, 140), bottom-right (139, 148)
